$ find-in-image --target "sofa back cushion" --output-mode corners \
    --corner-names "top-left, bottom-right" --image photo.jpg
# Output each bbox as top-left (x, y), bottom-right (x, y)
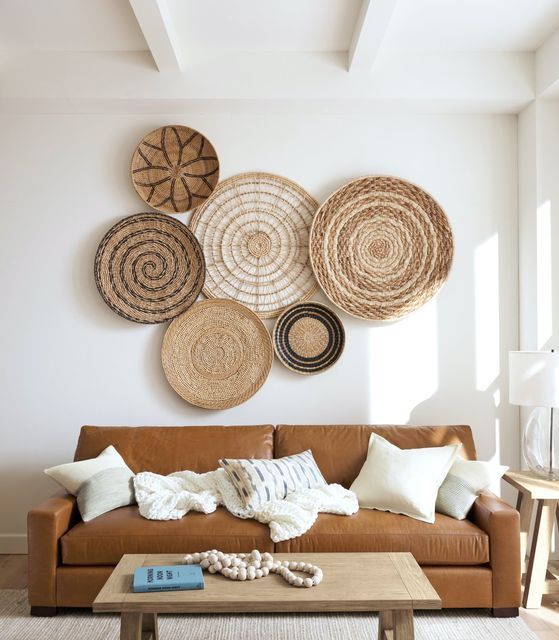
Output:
top-left (74, 425), bottom-right (274, 474)
top-left (275, 425), bottom-right (477, 488)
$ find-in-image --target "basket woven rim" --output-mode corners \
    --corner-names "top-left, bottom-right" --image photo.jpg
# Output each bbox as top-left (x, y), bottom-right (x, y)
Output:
top-left (130, 124), bottom-right (219, 214)
top-left (94, 212), bottom-right (205, 324)
top-left (161, 298), bottom-right (274, 409)
top-left (272, 301), bottom-right (345, 375)
top-left (189, 171), bottom-right (319, 319)
top-left (309, 174), bottom-right (454, 322)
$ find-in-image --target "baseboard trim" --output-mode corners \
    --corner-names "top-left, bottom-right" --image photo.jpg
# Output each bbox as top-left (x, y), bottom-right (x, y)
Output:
top-left (0, 534), bottom-right (27, 554)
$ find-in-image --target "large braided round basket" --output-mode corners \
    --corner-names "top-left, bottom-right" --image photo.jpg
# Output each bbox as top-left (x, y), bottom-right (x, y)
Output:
top-left (94, 213), bottom-right (205, 324)
top-left (273, 302), bottom-right (345, 375)
top-left (189, 172), bottom-right (318, 319)
top-left (161, 299), bottom-right (273, 409)
top-left (131, 125), bottom-right (219, 213)
top-left (310, 176), bottom-right (453, 320)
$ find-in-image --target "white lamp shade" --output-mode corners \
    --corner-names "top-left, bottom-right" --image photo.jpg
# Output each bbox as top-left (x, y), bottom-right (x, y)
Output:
top-left (509, 351), bottom-right (559, 408)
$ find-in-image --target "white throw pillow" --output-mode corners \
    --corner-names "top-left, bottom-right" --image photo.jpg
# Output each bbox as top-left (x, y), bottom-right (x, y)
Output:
top-left (349, 434), bottom-right (461, 524)
top-left (44, 445), bottom-right (132, 495)
top-left (436, 458), bottom-right (508, 520)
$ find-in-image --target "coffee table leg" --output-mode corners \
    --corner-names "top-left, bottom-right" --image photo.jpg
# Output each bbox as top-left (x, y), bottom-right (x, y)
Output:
top-left (120, 612), bottom-right (159, 640)
top-left (378, 610), bottom-right (414, 640)
top-left (120, 612), bottom-right (142, 640)
top-left (143, 613), bottom-right (159, 640)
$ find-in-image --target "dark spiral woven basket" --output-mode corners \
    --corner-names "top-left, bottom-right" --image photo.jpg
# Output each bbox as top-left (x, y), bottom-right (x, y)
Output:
top-left (94, 213), bottom-right (205, 324)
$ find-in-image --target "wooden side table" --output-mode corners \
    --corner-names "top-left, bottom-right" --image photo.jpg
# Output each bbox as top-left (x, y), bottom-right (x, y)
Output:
top-left (504, 470), bottom-right (559, 608)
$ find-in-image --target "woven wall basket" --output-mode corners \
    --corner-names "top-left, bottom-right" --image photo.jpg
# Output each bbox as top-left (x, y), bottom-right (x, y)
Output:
top-left (131, 125), bottom-right (219, 213)
top-left (273, 302), bottom-right (345, 375)
top-left (189, 172), bottom-right (319, 319)
top-left (94, 213), bottom-right (205, 324)
top-left (161, 299), bottom-right (273, 409)
top-left (310, 176), bottom-right (454, 321)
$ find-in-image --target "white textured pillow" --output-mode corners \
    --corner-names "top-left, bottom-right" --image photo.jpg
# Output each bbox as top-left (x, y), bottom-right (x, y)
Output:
top-left (349, 434), bottom-right (461, 523)
top-left (44, 445), bottom-right (132, 495)
top-left (436, 458), bottom-right (508, 520)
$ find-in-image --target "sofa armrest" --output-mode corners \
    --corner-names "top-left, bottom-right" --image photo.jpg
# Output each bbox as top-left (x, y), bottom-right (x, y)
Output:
top-left (27, 491), bottom-right (80, 608)
top-left (468, 490), bottom-right (521, 609)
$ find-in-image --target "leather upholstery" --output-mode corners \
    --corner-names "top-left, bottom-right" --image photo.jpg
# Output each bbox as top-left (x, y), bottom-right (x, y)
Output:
top-left (74, 425), bottom-right (275, 474)
top-left (27, 491), bottom-right (79, 607)
top-left (27, 424), bottom-right (520, 612)
top-left (275, 425), bottom-right (477, 487)
top-left (469, 490), bottom-right (521, 608)
top-left (57, 566), bottom-right (113, 608)
top-left (61, 506), bottom-right (273, 564)
top-left (423, 566), bottom-right (493, 608)
top-left (276, 510), bottom-right (489, 565)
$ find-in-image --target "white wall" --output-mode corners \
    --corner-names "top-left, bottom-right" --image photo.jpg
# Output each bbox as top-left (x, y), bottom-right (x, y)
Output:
top-left (0, 112), bottom-right (518, 551)
top-left (518, 99), bottom-right (559, 446)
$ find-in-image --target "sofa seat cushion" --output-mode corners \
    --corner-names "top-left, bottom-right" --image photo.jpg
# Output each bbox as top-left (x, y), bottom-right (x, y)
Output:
top-left (61, 506), bottom-right (273, 565)
top-left (275, 509), bottom-right (489, 565)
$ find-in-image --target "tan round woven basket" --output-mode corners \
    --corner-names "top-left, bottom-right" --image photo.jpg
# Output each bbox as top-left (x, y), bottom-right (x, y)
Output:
top-left (189, 172), bottom-right (319, 319)
top-left (94, 213), bottom-right (205, 324)
top-left (310, 176), bottom-right (453, 321)
top-left (273, 302), bottom-right (345, 375)
top-left (131, 125), bottom-right (219, 213)
top-left (161, 299), bottom-right (273, 409)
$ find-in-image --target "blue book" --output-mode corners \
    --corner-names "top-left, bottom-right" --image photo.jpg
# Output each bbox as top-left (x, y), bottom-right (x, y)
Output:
top-left (133, 565), bottom-right (204, 593)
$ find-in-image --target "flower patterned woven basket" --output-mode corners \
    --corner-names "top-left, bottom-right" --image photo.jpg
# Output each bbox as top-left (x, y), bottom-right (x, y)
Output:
top-left (161, 299), bottom-right (273, 409)
top-left (94, 213), bottom-right (205, 324)
top-left (131, 125), bottom-right (219, 213)
top-left (310, 176), bottom-right (454, 321)
top-left (273, 302), bottom-right (345, 375)
top-left (189, 172), bottom-right (319, 319)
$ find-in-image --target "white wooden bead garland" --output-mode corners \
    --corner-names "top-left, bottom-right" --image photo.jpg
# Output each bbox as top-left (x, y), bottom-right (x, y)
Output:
top-left (183, 549), bottom-right (323, 588)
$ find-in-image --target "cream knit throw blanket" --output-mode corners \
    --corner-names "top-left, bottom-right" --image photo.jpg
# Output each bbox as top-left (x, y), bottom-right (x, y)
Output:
top-left (134, 469), bottom-right (358, 543)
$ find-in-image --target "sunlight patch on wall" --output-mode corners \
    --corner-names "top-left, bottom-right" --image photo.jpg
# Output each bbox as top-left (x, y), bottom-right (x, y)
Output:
top-left (368, 301), bottom-right (438, 423)
top-left (474, 233), bottom-right (500, 391)
top-left (537, 200), bottom-right (552, 349)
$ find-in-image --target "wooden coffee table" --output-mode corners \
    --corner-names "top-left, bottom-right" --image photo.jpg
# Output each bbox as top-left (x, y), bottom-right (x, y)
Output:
top-left (93, 552), bottom-right (440, 639)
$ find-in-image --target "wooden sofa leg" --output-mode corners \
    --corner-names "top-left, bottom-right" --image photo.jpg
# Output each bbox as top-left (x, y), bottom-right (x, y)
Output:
top-left (30, 606), bottom-right (57, 616)
top-left (492, 607), bottom-right (519, 618)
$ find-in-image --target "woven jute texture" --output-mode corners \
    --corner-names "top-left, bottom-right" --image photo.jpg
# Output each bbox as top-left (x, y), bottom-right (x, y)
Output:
top-left (161, 299), bottom-right (273, 409)
top-left (273, 302), bottom-right (345, 375)
top-left (189, 172), bottom-right (319, 319)
top-left (310, 176), bottom-right (454, 321)
top-left (94, 213), bottom-right (205, 324)
top-left (0, 590), bottom-right (539, 640)
top-left (131, 125), bottom-right (219, 213)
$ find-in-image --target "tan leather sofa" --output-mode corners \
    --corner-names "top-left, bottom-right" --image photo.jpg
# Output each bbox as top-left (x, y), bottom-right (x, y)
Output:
top-left (28, 424), bottom-right (521, 616)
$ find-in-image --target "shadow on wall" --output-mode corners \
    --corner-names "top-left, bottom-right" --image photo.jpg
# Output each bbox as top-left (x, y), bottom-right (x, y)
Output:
top-left (409, 232), bottom-right (513, 465)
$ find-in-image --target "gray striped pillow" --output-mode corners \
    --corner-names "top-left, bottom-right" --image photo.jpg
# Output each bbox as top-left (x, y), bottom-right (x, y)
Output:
top-left (77, 467), bottom-right (135, 522)
top-left (435, 474), bottom-right (478, 520)
top-left (219, 450), bottom-right (326, 510)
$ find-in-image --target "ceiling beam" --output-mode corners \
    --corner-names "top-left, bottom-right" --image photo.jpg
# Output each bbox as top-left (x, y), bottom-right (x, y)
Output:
top-left (348, 0), bottom-right (398, 73)
top-left (0, 51), bottom-right (533, 115)
top-left (129, 0), bottom-right (182, 72)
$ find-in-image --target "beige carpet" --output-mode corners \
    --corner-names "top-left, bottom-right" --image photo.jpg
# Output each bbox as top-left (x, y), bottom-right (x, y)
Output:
top-left (1, 590), bottom-right (538, 640)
